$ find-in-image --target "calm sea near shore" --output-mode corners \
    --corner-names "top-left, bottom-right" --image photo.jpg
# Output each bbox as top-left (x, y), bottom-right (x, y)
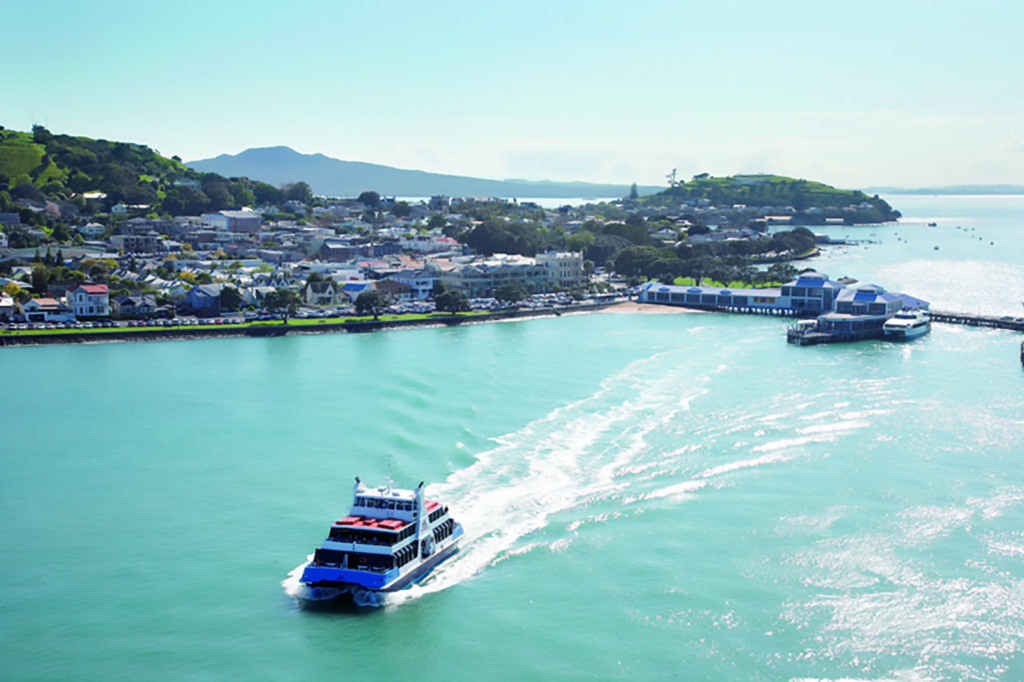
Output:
top-left (2, 196), bottom-right (1022, 681)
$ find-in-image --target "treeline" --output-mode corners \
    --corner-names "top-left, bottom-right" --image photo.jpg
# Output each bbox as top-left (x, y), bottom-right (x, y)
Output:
top-left (0, 126), bottom-right (315, 220)
top-left (457, 213), bottom-right (816, 284)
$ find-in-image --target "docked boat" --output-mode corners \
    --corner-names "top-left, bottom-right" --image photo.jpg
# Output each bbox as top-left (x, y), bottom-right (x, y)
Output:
top-left (883, 309), bottom-right (931, 341)
top-left (298, 477), bottom-right (463, 600)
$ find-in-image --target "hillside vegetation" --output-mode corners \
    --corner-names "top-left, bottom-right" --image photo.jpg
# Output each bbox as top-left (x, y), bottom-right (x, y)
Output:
top-left (0, 126), bottom-right (305, 223)
top-left (642, 173), bottom-right (899, 223)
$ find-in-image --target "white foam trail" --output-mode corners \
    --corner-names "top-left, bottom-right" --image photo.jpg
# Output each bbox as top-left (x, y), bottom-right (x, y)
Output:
top-left (384, 352), bottom-right (716, 605)
top-left (697, 452), bottom-right (797, 479)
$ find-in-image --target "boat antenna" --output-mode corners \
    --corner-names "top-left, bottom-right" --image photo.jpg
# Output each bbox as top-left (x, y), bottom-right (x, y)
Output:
top-left (386, 454), bottom-right (393, 492)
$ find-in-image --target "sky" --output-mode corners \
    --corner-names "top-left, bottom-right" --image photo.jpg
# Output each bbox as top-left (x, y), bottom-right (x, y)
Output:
top-left (3, 0), bottom-right (1022, 189)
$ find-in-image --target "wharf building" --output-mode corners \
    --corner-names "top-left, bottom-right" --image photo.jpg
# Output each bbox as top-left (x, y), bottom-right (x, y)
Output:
top-left (638, 272), bottom-right (929, 343)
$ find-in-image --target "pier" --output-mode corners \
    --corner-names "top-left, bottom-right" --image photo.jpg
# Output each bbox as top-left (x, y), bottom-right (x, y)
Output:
top-left (928, 310), bottom-right (1024, 332)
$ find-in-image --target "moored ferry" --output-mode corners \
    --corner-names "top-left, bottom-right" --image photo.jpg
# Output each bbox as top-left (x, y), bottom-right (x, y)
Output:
top-left (298, 477), bottom-right (463, 600)
top-left (882, 309), bottom-right (931, 341)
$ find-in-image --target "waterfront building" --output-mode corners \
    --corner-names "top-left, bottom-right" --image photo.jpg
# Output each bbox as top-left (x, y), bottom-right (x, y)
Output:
top-left (111, 294), bottom-right (157, 318)
top-left (536, 250), bottom-right (586, 289)
top-left (65, 283), bottom-right (110, 318)
top-left (21, 297), bottom-right (75, 323)
top-left (775, 271), bottom-right (846, 313)
top-left (183, 284), bottom-right (226, 317)
top-left (389, 269), bottom-right (439, 301)
top-left (814, 285), bottom-right (929, 337)
top-left (301, 280), bottom-right (342, 306)
top-left (440, 254), bottom-right (550, 298)
top-left (638, 281), bottom-right (782, 310)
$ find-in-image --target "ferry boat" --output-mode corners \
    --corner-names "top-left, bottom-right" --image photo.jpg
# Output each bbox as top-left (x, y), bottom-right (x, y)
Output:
top-left (882, 309), bottom-right (931, 341)
top-left (298, 477), bottom-right (463, 600)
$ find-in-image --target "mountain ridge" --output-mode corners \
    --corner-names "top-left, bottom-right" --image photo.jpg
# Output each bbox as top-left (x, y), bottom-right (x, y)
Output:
top-left (186, 146), bottom-right (662, 199)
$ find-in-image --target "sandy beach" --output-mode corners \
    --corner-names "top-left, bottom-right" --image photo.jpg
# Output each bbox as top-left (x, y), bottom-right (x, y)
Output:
top-left (600, 301), bottom-right (705, 314)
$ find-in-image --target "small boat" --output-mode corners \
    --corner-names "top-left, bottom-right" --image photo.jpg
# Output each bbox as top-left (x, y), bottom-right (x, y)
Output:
top-left (883, 309), bottom-right (931, 341)
top-left (927, 222), bottom-right (937, 227)
top-left (297, 477), bottom-right (463, 601)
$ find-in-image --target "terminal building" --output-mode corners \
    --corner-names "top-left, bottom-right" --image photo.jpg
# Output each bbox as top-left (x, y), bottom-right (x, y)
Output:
top-left (638, 271), bottom-right (929, 343)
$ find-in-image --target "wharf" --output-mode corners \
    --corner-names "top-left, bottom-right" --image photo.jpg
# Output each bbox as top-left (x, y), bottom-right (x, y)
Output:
top-left (928, 310), bottom-right (1024, 331)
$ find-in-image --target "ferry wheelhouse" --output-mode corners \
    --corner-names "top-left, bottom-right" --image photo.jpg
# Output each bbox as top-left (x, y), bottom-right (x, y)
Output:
top-left (299, 478), bottom-right (463, 597)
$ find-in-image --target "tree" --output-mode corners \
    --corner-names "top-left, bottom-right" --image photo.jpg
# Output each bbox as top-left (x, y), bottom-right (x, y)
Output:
top-left (565, 231), bottom-right (595, 253)
top-left (31, 265), bottom-right (48, 293)
top-left (357, 191), bottom-right (381, 209)
top-left (283, 181), bottom-right (313, 204)
top-left (219, 286), bottom-right (243, 312)
top-left (629, 182), bottom-right (639, 200)
top-left (263, 288), bottom-right (300, 321)
top-left (435, 288), bottom-right (470, 314)
top-left (494, 281), bottom-right (530, 305)
top-left (354, 289), bottom-right (392, 320)
top-left (390, 201), bottom-right (412, 218)
top-left (427, 213), bottom-right (447, 230)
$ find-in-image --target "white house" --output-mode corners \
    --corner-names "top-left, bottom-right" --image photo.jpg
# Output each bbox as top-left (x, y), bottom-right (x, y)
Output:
top-left (21, 297), bottom-right (75, 322)
top-left (65, 283), bottom-right (110, 318)
top-left (388, 269), bottom-right (439, 300)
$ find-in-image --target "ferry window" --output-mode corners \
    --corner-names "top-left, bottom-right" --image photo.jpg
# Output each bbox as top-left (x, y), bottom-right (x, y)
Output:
top-left (388, 501), bottom-right (396, 510)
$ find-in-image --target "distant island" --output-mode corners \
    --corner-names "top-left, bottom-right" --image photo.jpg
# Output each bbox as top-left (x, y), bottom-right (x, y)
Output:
top-left (638, 173), bottom-right (900, 224)
top-left (187, 146), bottom-right (663, 199)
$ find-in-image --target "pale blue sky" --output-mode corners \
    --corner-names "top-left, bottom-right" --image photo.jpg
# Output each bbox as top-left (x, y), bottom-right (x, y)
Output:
top-left (3, 0), bottom-right (1022, 188)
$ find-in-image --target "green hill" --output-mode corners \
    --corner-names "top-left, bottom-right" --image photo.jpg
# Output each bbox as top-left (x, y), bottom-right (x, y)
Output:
top-left (642, 173), bottom-right (900, 223)
top-left (0, 126), bottom-right (302, 220)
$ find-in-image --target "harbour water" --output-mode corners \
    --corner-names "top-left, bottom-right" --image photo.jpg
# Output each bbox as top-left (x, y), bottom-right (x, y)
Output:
top-left (2, 196), bottom-right (1023, 680)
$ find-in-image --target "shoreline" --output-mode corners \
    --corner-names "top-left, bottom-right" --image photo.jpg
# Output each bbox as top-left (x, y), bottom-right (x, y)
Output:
top-left (0, 300), bottom-right (643, 348)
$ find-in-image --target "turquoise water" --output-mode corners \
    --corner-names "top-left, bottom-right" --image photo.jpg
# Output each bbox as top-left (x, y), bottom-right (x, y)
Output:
top-left (2, 197), bottom-right (1023, 681)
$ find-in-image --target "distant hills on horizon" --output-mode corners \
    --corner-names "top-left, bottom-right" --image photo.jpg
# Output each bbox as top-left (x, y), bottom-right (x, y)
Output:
top-left (863, 184), bottom-right (1024, 195)
top-left (187, 146), bottom-right (663, 200)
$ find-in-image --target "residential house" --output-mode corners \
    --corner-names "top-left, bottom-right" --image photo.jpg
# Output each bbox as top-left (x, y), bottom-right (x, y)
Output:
top-left (373, 279), bottom-right (412, 301)
top-left (201, 209), bottom-right (261, 234)
top-left (301, 280), bottom-right (341, 306)
top-left (340, 281), bottom-right (374, 302)
top-left (21, 297), bottom-right (75, 322)
top-left (0, 212), bottom-right (23, 227)
top-left (253, 272), bottom-right (299, 290)
top-left (183, 284), bottom-right (226, 317)
top-left (0, 231), bottom-right (7, 249)
top-left (0, 293), bottom-right (14, 320)
top-left (111, 293), bottom-right (157, 318)
top-left (65, 283), bottom-right (110, 318)
top-left (76, 223), bottom-right (107, 239)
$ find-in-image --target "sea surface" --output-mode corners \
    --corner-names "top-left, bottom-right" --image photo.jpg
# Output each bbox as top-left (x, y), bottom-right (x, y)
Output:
top-left (2, 196), bottom-right (1023, 681)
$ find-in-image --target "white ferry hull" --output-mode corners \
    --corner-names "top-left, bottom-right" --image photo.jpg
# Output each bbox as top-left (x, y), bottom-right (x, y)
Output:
top-left (883, 323), bottom-right (930, 341)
